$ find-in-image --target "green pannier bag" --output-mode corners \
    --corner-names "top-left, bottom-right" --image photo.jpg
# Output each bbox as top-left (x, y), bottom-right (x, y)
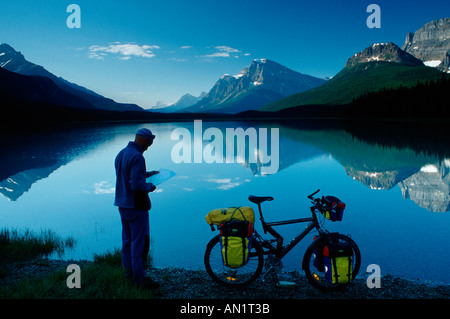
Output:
top-left (323, 241), bottom-right (353, 284)
top-left (219, 220), bottom-right (253, 269)
top-left (205, 206), bottom-right (255, 226)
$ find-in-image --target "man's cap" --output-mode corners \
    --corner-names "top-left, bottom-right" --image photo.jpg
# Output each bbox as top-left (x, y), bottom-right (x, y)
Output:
top-left (136, 128), bottom-right (156, 141)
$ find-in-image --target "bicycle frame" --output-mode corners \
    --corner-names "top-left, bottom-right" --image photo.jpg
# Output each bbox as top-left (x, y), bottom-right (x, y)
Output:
top-left (254, 202), bottom-right (323, 260)
top-left (204, 191), bottom-right (359, 290)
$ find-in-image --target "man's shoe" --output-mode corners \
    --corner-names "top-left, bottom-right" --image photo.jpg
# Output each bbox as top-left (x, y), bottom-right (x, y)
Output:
top-left (138, 277), bottom-right (160, 289)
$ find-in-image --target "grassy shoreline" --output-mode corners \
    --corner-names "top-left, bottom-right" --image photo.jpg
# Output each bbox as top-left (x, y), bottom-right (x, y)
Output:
top-left (0, 229), bottom-right (155, 298)
top-left (1, 250), bottom-right (156, 299)
top-left (0, 228), bottom-right (75, 266)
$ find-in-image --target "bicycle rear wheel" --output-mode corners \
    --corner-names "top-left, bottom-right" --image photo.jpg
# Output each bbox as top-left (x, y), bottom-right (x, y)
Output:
top-left (204, 234), bottom-right (264, 288)
top-left (302, 233), bottom-right (361, 291)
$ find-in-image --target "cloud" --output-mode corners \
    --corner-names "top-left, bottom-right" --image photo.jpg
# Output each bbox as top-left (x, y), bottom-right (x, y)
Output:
top-left (206, 178), bottom-right (243, 190)
top-left (215, 46), bottom-right (240, 53)
top-left (202, 46), bottom-right (247, 58)
top-left (217, 182), bottom-right (242, 190)
top-left (89, 42), bottom-right (160, 60)
top-left (207, 178), bottom-right (232, 184)
top-left (94, 181), bottom-right (115, 194)
top-left (168, 57), bottom-right (187, 62)
top-left (204, 52), bottom-right (231, 58)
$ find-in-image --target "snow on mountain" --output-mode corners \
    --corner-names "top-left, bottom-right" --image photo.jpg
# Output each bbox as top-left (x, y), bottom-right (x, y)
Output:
top-left (402, 17), bottom-right (450, 73)
top-left (180, 58), bottom-right (326, 113)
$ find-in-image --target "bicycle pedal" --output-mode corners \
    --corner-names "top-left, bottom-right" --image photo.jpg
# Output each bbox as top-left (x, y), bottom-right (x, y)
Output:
top-left (276, 281), bottom-right (297, 288)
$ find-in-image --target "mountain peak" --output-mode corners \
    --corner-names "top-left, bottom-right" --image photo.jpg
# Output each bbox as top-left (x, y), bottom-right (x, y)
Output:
top-left (0, 43), bottom-right (19, 53)
top-left (402, 17), bottom-right (450, 73)
top-left (1, 42), bottom-right (144, 111)
top-left (345, 42), bottom-right (424, 68)
top-left (252, 58), bottom-right (268, 64)
top-left (181, 59), bottom-right (326, 113)
top-left (0, 43), bottom-right (28, 69)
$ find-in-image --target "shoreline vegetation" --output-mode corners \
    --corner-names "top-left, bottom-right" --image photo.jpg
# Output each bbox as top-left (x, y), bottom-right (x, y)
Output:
top-left (0, 228), bottom-right (75, 265)
top-left (0, 229), bottom-right (449, 299)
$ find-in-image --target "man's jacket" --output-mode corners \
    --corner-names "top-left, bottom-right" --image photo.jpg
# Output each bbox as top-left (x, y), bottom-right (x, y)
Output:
top-left (114, 141), bottom-right (154, 210)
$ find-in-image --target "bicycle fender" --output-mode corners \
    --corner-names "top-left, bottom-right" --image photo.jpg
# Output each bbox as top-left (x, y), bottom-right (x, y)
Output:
top-left (302, 235), bottom-right (328, 270)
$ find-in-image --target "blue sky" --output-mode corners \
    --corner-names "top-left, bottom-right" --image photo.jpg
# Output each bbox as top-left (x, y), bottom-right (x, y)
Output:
top-left (0, 0), bottom-right (449, 108)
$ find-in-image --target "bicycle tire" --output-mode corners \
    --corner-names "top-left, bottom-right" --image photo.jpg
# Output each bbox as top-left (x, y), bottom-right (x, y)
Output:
top-left (204, 234), bottom-right (264, 288)
top-left (302, 233), bottom-right (361, 291)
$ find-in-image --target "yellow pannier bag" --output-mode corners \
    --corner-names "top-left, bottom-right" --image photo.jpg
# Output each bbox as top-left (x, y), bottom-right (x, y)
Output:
top-left (219, 221), bottom-right (253, 268)
top-left (221, 235), bottom-right (251, 269)
top-left (323, 242), bottom-right (353, 284)
top-left (205, 206), bottom-right (255, 226)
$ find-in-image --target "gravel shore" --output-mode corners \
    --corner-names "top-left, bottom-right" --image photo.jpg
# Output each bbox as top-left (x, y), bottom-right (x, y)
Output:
top-left (1, 259), bottom-right (449, 299)
top-left (147, 267), bottom-right (450, 299)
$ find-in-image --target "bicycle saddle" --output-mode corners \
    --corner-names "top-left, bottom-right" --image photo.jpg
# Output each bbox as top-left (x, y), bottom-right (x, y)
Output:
top-left (248, 195), bottom-right (274, 204)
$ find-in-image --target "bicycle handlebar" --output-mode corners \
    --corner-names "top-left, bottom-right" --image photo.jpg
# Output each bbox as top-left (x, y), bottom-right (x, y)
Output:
top-left (308, 189), bottom-right (339, 215)
top-left (307, 189), bottom-right (320, 200)
top-left (307, 189), bottom-right (331, 214)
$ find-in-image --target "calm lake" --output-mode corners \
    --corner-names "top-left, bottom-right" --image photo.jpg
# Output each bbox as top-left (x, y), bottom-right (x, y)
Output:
top-left (1, 120), bottom-right (450, 285)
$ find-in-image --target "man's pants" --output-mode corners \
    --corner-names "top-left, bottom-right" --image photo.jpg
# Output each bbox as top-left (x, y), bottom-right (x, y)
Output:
top-left (119, 207), bottom-right (150, 285)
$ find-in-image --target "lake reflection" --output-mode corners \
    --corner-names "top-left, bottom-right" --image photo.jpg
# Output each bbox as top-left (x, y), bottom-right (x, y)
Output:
top-left (1, 121), bottom-right (449, 284)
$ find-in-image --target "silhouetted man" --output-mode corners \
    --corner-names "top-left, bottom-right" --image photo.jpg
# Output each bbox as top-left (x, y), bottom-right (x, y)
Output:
top-left (114, 128), bottom-right (159, 288)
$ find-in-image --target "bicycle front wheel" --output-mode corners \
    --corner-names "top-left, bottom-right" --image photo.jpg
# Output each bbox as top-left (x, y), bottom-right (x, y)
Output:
top-left (302, 233), bottom-right (361, 291)
top-left (204, 234), bottom-right (264, 288)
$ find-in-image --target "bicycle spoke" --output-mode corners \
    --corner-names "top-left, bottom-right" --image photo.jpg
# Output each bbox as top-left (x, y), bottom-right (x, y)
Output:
top-left (303, 233), bottom-right (361, 291)
top-left (204, 235), bottom-right (264, 288)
